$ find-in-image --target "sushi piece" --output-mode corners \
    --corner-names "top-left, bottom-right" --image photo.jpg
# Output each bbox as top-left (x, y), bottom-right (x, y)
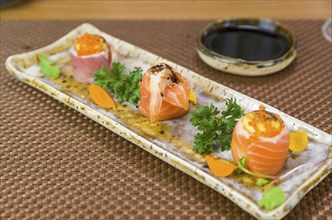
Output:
top-left (70, 33), bottom-right (113, 83)
top-left (139, 63), bottom-right (191, 122)
top-left (231, 106), bottom-right (290, 176)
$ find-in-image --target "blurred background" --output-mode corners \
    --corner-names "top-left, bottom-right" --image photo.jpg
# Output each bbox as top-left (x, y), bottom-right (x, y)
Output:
top-left (1, 0), bottom-right (331, 19)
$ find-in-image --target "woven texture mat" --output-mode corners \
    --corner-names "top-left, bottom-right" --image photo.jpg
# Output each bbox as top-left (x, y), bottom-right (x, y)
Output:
top-left (1, 20), bottom-right (331, 219)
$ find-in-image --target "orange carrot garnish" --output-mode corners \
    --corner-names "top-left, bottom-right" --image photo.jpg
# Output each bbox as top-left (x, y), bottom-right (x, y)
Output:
top-left (89, 84), bottom-right (116, 109)
top-left (206, 155), bottom-right (237, 177)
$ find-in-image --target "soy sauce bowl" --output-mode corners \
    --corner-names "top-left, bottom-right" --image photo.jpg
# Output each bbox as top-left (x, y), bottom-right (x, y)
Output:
top-left (196, 18), bottom-right (297, 76)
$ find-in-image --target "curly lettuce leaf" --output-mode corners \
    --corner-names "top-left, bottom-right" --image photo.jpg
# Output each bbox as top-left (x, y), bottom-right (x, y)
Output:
top-left (93, 62), bottom-right (142, 105)
top-left (190, 98), bottom-right (244, 154)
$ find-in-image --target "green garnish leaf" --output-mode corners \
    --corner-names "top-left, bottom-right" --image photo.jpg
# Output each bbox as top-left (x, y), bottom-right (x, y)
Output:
top-left (93, 62), bottom-right (143, 104)
top-left (256, 178), bottom-right (269, 187)
top-left (258, 187), bottom-right (286, 210)
top-left (38, 54), bottom-right (60, 79)
top-left (190, 98), bottom-right (244, 154)
top-left (237, 157), bottom-right (276, 179)
top-left (238, 157), bottom-right (247, 168)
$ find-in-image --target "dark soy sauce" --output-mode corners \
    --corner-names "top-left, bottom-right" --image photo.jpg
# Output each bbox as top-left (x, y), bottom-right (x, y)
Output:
top-left (203, 25), bottom-right (290, 61)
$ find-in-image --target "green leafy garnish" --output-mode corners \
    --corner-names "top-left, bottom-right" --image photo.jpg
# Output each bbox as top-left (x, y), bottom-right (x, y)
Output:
top-left (258, 187), bottom-right (286, 210)
top-left (190, 98), bottom-right (244, 154)
top-left (38, 54), bottom-right (60, 79)
top-left (93, 62), bottom-right (143, 104)
top-left (238, 157), bottom-right (247, 167)
top-left (237, 157), bottom-right (276, 179)
top-left (256, 178), bottom-right (269, 187)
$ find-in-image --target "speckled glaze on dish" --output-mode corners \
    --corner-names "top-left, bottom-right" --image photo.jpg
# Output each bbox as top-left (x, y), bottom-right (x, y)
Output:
top-left (5, 23), bottom-right (331, 220)
top-left (196, 18), bottom-right (297, 76)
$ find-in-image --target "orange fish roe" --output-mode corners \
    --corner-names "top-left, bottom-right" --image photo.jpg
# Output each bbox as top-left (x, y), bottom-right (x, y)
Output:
top-left (75, 33), bottom-right (107, 56)
top-left (243, 105), bottom-right (284, 137)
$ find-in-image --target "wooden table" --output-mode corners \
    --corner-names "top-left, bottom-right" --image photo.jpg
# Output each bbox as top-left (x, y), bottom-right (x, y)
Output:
top-left (1, 0), bottom-right (331, 19)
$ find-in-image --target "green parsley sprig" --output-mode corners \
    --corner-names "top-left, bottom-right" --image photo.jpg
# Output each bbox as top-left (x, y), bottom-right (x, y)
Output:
top-left (93, 62), bottom-right (142, 105)
top-left (190, 98), bottom-right (244, 154)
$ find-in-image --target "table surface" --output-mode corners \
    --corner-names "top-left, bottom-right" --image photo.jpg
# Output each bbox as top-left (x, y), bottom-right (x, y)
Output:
top-left (1, 19), bottom-right (331, 220)
top-left (1, 0), bottom-right (331, 19)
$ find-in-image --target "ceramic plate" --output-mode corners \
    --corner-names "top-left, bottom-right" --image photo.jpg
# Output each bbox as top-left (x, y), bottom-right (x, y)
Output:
top-left (5, 23), bottom-right (331, 220)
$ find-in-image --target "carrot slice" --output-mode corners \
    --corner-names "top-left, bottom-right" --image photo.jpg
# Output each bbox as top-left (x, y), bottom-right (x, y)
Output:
top-left (206, 155), bottom-right (237, 177)
top-left (189, 89), bottom-right (197, 104)
top-left (289, 130), bottom-right (308, 152)
top-left (89, 84), bottom-right (116, 109)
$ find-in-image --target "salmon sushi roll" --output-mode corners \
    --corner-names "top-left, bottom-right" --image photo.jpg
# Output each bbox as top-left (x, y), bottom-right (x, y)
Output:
top-left (139, 63), bottom-right (191, 122)
top-left (231, 106), bottom-right (290, 176)
top-left (70, 33), bottom-right (113, 83)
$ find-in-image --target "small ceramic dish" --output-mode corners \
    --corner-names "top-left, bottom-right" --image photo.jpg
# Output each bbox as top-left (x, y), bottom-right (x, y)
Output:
top-left (322, 18), bottom-right (332, 43)
top-left (196, 18), bottom-right (297, 76)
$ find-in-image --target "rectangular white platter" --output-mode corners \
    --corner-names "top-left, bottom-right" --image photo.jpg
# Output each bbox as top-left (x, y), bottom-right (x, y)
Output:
top-left (5, 23), bottom-right (331, 219)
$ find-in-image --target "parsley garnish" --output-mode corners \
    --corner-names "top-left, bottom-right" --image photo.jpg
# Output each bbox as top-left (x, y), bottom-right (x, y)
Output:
top-left (190, 98), bottom-right (244, 154)
top-left (38, 54), bottom-right (60, 79)
top-left (93, 62), bottom-right (143, 104)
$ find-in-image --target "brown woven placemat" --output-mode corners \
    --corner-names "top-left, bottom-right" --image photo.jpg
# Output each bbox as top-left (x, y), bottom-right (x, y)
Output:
top-left (1, 20), bottom-right (331, 220)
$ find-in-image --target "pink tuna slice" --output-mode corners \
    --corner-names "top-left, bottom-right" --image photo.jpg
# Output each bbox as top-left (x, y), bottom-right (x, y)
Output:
top-left (69, 46), bottom-right (112, 83)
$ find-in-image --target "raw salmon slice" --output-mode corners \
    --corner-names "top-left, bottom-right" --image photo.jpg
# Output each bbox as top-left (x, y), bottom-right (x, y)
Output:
top-left (138, 63), bottom-right (190, 122)
top-left (231, 106), bottom-right (290, 176)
